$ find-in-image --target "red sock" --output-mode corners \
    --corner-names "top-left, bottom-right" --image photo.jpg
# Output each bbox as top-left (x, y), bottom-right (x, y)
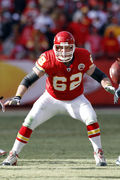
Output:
top-left (87, 122), bottom-right (100, 138)
top-left (16, 126), bottom-right (32, 144)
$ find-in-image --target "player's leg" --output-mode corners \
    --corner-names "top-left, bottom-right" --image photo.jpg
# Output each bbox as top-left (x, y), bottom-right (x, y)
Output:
top-left (2, 91), bottom-right (62, 166)
top-left (65, 94), bottom-right (107, 166)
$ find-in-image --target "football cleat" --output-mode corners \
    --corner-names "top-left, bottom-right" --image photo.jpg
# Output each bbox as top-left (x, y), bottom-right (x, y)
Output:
top-left (94, 148), bottom-right (107, 166)
top-left (116, 156), bottom-right (120, 165)
top-left (2, 151), bottom-right (18, 166)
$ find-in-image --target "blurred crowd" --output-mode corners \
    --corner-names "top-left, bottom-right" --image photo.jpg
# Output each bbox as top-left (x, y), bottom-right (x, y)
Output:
top-left (0, 0), bottom-right (120, 61)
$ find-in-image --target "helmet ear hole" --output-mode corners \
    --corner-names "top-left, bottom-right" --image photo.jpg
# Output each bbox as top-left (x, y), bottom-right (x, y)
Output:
top-left (53, 31), bottom-right (75, 62)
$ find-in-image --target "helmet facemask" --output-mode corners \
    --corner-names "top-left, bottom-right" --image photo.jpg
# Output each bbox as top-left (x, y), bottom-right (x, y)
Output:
top-left (53, 31), bottom-right (75, 63)
top-left (53, 42), bottom-right (75, 62)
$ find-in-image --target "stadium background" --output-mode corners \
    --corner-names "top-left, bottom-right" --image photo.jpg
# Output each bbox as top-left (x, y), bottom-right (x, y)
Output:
top-left (1, 58), bottom-right (120, 106)
top-left (0, 0), bottom-right (120, 107)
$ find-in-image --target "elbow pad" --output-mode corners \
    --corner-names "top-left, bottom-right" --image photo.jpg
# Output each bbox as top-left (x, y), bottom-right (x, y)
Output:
top-left (91, 67), bottom-right (107, 83)
top-left (20, 71), bottom-right (39, 88)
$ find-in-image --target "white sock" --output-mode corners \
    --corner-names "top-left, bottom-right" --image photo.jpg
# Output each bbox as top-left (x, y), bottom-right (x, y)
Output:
top-left (11, 139), bottom-right (26, 154)
top-left (89, 136), bottom-right (102, 152)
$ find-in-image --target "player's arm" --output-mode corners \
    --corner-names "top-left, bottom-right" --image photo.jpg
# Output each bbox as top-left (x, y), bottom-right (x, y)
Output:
top-left (86, 64), bottom-right (115, 94)
top-left (4, 67), bottom-right (45, 106)
top-left (114, 58), bottom-right (120, 103)
top-left (15, 66), bottom-right (44, 97)
top-left (114, 84), bottom-right (120, 104)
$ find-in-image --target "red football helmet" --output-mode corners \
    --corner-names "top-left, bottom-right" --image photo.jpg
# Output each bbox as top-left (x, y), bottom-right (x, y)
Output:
top-left (53, 31), bottom-right (75, 62)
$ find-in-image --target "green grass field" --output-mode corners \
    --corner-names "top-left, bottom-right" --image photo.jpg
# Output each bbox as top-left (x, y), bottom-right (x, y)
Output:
top-left (0, 108), bottom-right (120, 180)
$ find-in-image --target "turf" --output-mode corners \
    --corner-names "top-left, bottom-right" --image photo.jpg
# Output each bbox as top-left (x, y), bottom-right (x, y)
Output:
top-left (0, 109), bottom-right (120, 179)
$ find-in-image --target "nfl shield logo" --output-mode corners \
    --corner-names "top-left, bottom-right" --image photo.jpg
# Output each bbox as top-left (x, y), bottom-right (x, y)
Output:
top-left (78, 63), bottom-right (85, 71)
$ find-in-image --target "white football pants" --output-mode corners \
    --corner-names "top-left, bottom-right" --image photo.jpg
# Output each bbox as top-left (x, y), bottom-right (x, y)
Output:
top-left (23, 90), bottom-right (97, 130)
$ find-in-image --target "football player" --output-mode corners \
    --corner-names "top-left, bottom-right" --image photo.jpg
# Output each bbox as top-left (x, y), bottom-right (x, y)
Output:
top-left (2, 31), bottom-right (115, 166)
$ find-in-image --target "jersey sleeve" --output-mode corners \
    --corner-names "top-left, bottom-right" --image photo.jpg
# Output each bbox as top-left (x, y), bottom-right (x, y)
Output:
top-left (35, 53), bottom-right (48, 72)
top-left (84, 51), bottom-right (94, 72)
top-left (88, 54), bottom-right (94, 68)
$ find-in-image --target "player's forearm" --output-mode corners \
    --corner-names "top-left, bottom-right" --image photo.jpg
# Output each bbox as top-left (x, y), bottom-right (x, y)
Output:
top-left (15, 85), bottom-right (28, 98)
top-left (15, 69), bottom-right (42, 98)
top-left (15, 68), bottom-right (44, 99)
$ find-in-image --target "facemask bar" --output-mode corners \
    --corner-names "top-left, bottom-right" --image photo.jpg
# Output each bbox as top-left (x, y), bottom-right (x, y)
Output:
top-left (53, 43), bottom-right (75, 62)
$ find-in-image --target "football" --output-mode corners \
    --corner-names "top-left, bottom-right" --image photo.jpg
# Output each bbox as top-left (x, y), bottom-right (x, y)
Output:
top-left (109, 60), bottom-right (120, 84)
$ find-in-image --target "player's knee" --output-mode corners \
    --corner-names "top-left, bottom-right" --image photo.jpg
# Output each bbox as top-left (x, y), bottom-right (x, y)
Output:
top-left (23, 115), bottom-right (35, 130)
top-left (86, 118), bottom-right (97, 125)
top-left (85, 114), bottom-right (97, 125)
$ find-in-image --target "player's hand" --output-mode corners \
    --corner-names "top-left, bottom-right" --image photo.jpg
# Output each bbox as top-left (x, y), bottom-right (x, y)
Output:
top-left (4, 96), bottom-right (21, 106)
top-left (114, 86), bottom-right (120, 104)
top-left (0, 96), bottom-right (5, 112)
top-left (105, 85), bottom-right (115, 94)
